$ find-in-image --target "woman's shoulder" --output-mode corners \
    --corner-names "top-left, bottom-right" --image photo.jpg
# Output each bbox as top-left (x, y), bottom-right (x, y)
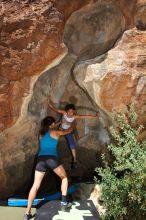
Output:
top-left (50, 129), bottom-right (59, 140)
top-left (50, 129), bottom-right (57, 135)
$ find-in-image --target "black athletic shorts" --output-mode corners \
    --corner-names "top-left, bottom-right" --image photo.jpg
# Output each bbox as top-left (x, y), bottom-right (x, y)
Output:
top-left (35, 155), bottom-right (61, 172)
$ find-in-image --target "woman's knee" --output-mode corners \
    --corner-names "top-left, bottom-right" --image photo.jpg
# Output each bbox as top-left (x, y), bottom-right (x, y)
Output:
top-left (60, 175), bottom-right (68, 181)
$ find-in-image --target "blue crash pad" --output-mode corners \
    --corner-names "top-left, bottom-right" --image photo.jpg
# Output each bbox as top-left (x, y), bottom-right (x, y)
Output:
top-left (8, 185), bottom-right (76, 207)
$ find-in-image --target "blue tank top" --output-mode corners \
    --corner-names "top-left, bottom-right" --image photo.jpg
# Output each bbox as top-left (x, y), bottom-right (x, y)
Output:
top-left (38, 131), bottom-right (58, 157)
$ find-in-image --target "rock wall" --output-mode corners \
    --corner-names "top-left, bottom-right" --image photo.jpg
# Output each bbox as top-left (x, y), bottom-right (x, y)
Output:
top-left (64, 0), bottom-right (126, 60)
top-left (73, 28), bottom-right (146, 120)
top-left (0, 0), bottom-right (91, 131)
top-left (0, 0), bottom-right (146, 199)
top-left (0, 0), bottom-right (91, 199)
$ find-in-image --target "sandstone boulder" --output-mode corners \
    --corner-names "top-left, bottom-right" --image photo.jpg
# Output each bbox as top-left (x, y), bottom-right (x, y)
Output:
top-left (64, 0), bottom-right (125, 60)
top-left (74, 28), bottom-right (146, 121)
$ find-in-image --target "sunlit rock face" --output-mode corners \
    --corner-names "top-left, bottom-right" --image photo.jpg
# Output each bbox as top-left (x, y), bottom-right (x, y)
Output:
top-left (0, 0), bottom-right (91, 132)
top-left (0, 0), bottom-right (137, 132)
top-left (74, 28), bottom-right (146, 121)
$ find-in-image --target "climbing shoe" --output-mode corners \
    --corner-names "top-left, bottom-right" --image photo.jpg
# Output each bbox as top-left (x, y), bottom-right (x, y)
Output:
top-left (23, 213), bottom-right (33, 220)
top-left (61, 202), bottom-right (72, 211)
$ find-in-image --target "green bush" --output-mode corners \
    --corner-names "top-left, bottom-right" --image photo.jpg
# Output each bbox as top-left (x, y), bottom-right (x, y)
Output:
top-left (96, 107), bottom-right (146, 220)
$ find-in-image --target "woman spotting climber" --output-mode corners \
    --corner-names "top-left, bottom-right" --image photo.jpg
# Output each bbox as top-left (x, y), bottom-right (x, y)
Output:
top-left (48, 98), bottom-right (99, 169)
top-left (24, 116), bottom-right (74, 220)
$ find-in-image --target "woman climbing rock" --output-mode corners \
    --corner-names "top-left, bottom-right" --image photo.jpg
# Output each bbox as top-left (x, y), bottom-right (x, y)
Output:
top-left (23, 116), bottom-right (73, 220)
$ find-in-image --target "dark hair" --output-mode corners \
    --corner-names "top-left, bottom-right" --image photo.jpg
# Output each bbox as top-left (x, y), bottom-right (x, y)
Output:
top-left (40, 116), bottom-right (55, 136)
top-left (65, 104), bottom-right (76, 111)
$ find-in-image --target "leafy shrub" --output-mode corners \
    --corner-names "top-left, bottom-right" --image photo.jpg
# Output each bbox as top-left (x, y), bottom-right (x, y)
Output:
top-left (96, 107), bottom-right (146, 220)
